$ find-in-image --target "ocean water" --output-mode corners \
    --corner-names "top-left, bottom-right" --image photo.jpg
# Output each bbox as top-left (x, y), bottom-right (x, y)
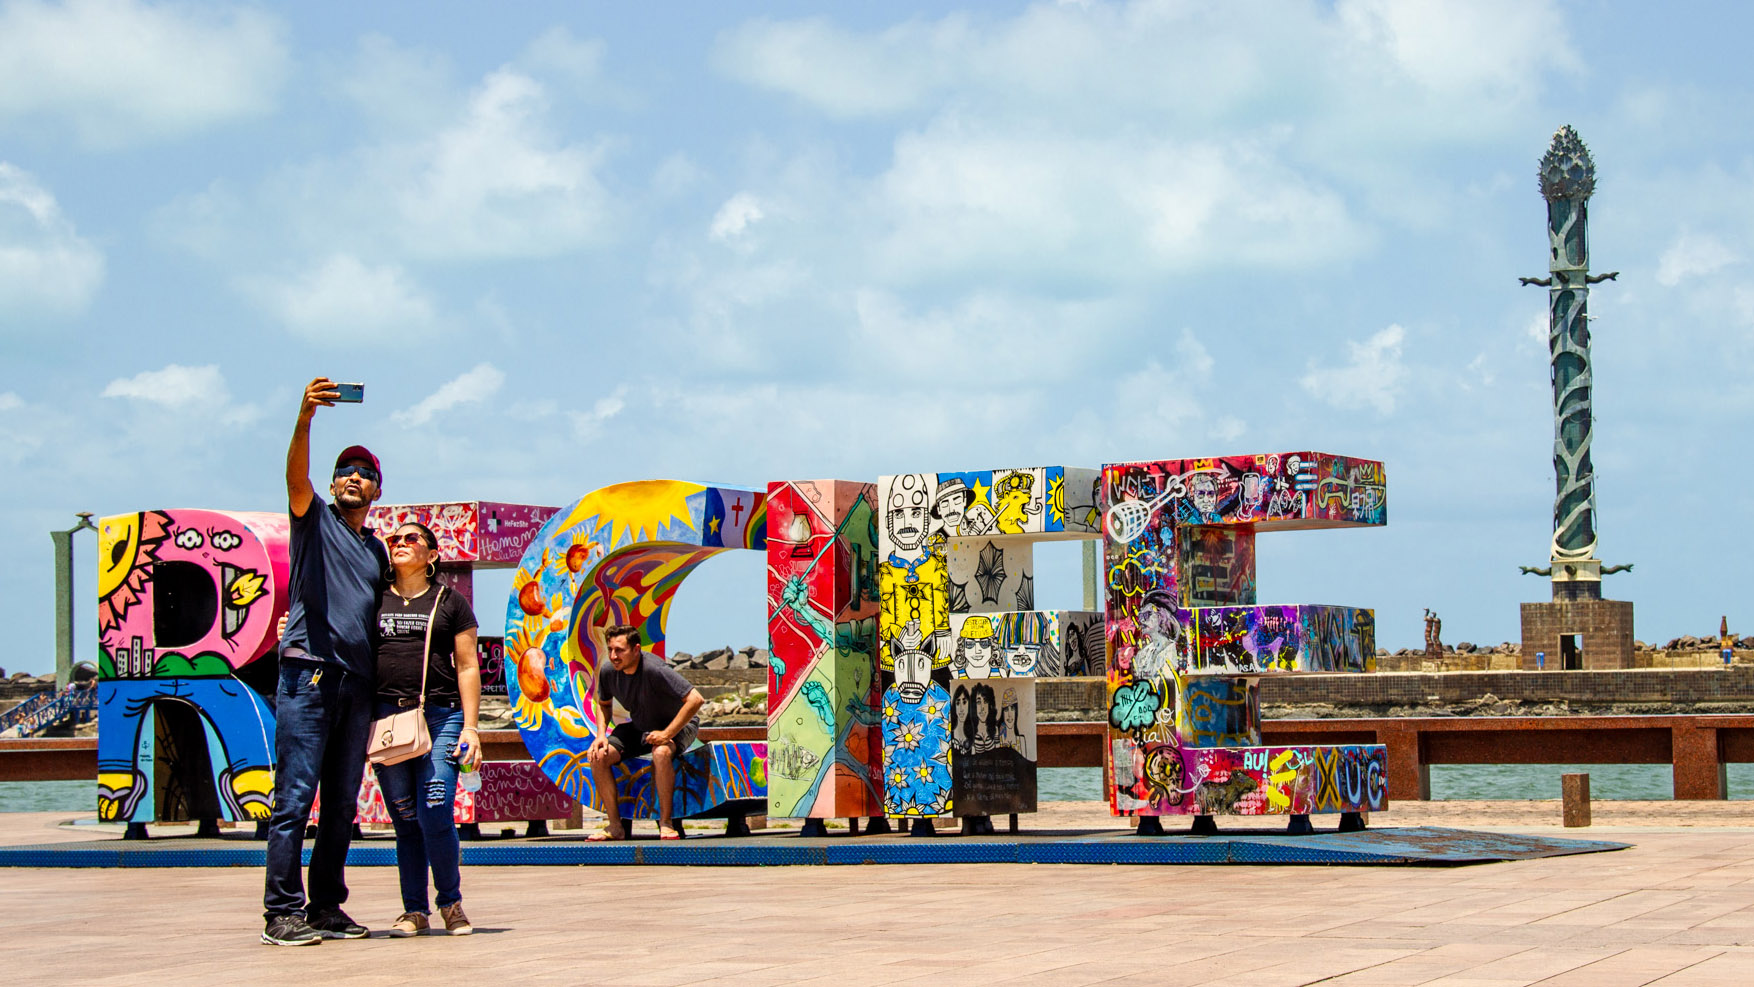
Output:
top-left (6, 764), bottom-right (1752, 813)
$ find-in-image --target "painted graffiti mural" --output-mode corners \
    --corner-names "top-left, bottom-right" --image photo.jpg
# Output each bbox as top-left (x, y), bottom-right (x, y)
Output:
top-left (876, 465), bottom-right (1101, 818)
top-left (504, 480), bottom-right (769, 819)
top-left (95, 510), bottom-right (288, 823)
top-left (1104, 452), bottom-right (1389, 817)
top-left (949, 677), bottom-right (1037, 816)
top-left (1114, 744), bottom-right (1388, 816)
top-left (365, 502), bottom-right (559, 566)
top-left (765, 480), bottom-right (883, 820)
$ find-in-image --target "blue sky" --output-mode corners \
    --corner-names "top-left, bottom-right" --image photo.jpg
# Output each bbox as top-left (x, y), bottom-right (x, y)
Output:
top-left (3, 0), bottom-right (1751, 674)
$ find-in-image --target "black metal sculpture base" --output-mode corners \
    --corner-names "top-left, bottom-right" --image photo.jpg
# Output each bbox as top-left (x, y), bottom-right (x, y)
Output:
top-left (909, 818), bottom-right (936, 837)
top-left (863, 815), bottom-right (892, 835)
top-left (724, 814), bottom-right (752, 837)
top-left (1135, 816), bottom-right (1164, 836)
top-left (1190, 815), bottom-right (1218, 836)
top-left (1286, 814), bottom-right (1314, 836)
top-left (798, 818), bottom-right (828, 838)
top-left (1339, 812), bottom-right (1368, 833)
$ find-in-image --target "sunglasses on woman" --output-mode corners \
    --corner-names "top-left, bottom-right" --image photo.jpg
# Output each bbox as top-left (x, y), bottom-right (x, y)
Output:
top-left (385, 532), bottom-right (428, 547)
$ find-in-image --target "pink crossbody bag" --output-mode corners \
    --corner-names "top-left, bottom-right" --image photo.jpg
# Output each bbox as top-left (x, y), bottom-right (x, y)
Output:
top-left (367, 587), bottom-right (444, 766)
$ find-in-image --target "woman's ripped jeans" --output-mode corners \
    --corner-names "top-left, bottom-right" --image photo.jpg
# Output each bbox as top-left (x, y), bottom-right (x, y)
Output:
top-left (371, 703), bottom-right (465, 914)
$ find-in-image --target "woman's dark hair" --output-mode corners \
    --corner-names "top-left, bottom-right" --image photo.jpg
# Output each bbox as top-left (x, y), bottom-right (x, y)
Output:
top-left (395, 521), bottom-right (441, 554)
top-left (964, 682), bottom-right (999, 742)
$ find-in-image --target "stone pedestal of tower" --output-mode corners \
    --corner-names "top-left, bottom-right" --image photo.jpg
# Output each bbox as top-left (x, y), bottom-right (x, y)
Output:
top-left (1520, 584), bottom-right (1635, 670)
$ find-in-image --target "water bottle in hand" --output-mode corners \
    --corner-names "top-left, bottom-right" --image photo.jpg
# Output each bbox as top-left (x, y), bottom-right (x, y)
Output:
top-left (456, 740), bottom-right (482, 792)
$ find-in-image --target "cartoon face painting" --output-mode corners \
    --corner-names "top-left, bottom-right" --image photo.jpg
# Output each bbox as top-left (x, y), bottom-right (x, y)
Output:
top-left (885, 474), bottom-right (934, 553)
top-left (1189, 473), bottom-right (1219, 517)
top-left (893, 646), bottom-right (932, 702)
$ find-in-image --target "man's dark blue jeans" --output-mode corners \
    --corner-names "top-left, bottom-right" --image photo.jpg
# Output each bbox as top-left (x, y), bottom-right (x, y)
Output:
top-left (263, 658), bottom-right (374, 920)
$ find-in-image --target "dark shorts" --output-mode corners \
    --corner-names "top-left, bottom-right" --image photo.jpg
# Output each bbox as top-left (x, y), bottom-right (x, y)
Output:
top-left (605, 720), bottom-right (699, 759)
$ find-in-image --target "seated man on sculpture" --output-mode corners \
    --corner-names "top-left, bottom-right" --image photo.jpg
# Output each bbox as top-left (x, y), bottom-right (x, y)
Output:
top-left (586, 625), bottom-right (705, 841)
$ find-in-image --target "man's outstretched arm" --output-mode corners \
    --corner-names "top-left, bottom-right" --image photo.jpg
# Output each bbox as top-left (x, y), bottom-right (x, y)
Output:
top-left (287, 378), bottom-right (337, 518)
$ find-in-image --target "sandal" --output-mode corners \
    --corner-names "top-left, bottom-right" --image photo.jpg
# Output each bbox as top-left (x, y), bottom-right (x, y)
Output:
top-left (658, 825), bottom-right (683, 841)
top-left (587, 828), bottom-right (624, 842)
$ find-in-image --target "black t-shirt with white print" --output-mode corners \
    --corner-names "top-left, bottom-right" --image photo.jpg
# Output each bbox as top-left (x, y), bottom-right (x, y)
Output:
top-left (375, 585), bottom-right (478, 708)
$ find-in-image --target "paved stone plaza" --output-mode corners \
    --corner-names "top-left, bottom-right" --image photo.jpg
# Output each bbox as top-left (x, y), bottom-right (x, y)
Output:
top-left (6, 806), bottom-right (1754, 986)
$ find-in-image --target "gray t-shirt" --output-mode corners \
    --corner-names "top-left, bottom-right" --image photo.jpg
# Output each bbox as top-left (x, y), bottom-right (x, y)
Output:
top-left (596, 652), bottom-right (698, 734)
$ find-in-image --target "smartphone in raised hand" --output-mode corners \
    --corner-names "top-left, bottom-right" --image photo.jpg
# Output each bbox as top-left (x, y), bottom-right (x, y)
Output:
top-left (332, 383), bottom-right (365, 403)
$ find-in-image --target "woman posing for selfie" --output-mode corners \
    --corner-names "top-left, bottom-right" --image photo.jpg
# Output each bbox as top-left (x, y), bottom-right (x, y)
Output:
top-left (374, 521), bottom-right (481, 937)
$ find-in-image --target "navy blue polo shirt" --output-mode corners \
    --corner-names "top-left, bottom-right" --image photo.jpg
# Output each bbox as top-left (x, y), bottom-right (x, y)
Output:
top-left (281, 492), bottom-right (389, 679)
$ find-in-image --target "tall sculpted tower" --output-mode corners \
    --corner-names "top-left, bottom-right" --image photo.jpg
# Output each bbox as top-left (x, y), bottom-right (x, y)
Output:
top-left (1518, 126), bottom-right (1635, 668)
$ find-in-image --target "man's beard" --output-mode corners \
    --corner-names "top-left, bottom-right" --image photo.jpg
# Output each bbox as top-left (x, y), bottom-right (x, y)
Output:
top-left (335, 488), bottom-right (368, 509)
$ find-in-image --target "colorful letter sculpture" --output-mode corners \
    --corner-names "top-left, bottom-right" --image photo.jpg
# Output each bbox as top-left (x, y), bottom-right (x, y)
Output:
top-left (764, 480), bottom-right (883, 820)
top-left (93, 451), bottom-right (1393, 837)
top-left (876, 467), bottom-right (1101, 818)
top-left (95, 510), bottom-right (288, 823)
top-left (505, 481), bottom-right (768, 820)
top-left (1105, 453), bottom-right (1390, 818)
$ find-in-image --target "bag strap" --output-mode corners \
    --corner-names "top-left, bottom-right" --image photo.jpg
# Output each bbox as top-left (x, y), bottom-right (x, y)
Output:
top-left (416, 586), bottom-right (445, 711)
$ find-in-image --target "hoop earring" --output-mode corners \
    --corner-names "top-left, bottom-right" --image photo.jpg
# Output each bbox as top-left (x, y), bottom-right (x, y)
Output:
top-left (426, 561), bottom-right (438, 580)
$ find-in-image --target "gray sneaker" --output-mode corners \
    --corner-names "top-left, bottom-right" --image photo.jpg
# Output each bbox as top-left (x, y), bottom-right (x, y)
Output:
top-left (262, 914), bottom-right (322, 946)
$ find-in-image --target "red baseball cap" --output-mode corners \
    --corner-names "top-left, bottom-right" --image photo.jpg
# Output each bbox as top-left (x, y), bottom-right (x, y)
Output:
top-left (334, 445), bottom-right (381, 482)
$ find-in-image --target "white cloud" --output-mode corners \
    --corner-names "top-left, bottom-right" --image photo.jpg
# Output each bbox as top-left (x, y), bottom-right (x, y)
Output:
top-left (1301, 324), bottom-right (1407, 414)
top-left (247, 254), bottom-right (436, 342)
top-left (1526, 310), bottom-right (1548, 344)
top-left (569, 388), bottom-right (627, 442)
top-left (1335, 0), bottom-right (1578, 99)
top-left (713, 15), bottom-right (964, 117)
top-left (1174, 329), bottom-right (1215, 377)
top-left (330, 34), bottom-right (457, 134)
top-left (851, 289), bottom-right (1117, 383)
top-left (0, 0), bottom-right (287, 147)
top-left (1108, 331), bottom-right (1241, 440)
top-left (1656, 232), bottom-right (1738, 287)
top-left (710, 192), bottom-right (765, 242)
top-left (387, 69), bottom-right (615, 259)
top-left (0, 162), bottom-right (104, 320)
top-left (394, 362), bottom-right (505, 427)
top-left (716, 1), bottom-right (1573, 133)
top-left (0, 391), bottom-right (21, 411)
top-left (177, 66), bottom-right (620, 266)
top-left (101, 363), bottom-right (227, 408)
top-left (870, 123), bottom-right (1364, 283)
top-left (517, 26), bottom-right (608, 88)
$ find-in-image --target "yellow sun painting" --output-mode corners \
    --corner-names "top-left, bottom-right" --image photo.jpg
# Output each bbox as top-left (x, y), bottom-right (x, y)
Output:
top-left (554, 480), bottom-right (701, 551)
top-left (97, 511), bottom-right (169, 634)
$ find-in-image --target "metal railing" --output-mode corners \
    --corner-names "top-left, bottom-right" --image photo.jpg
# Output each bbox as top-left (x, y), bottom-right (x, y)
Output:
top-left (0, 688), bottom-right (97, 738)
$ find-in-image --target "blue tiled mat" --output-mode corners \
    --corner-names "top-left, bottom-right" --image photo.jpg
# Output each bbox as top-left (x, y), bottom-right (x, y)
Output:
top-left (0, 826), bottom-right (1627, 869)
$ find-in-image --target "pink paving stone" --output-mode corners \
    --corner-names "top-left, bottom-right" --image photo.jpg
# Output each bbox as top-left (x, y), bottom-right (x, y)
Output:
top-left (4, 809), bottom-right (1754, 985)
